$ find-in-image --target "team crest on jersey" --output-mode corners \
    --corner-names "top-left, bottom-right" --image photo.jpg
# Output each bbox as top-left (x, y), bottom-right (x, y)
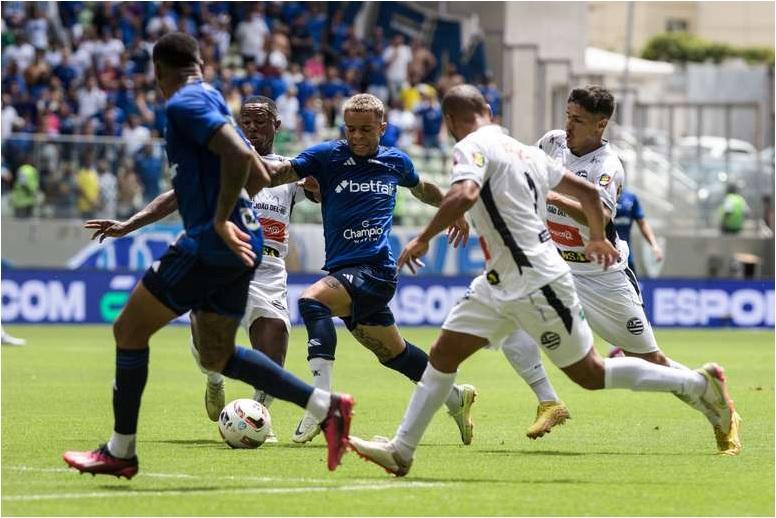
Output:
top-left (472, 151), bottom-right (485, 168)
top-left (599, 174), bottom-right (612, 186)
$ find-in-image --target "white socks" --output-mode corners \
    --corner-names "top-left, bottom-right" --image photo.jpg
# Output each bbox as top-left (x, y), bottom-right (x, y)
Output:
top-left (305, 388), bottom-right (332, 421)
top-left (190, 338), bottom-right (225, 384)
top-left (394, 364), bottom-right (457, 460)
top-left (309, 358), bottom-right (334, 391)
top-left (108, 431), bottom-right (136, 459)
top-left (604, 357), bottom-right (706, 397)
top-left (530, 377), bottom-right (560, 402)
top-left (501, 330), bottom-right (559, 402)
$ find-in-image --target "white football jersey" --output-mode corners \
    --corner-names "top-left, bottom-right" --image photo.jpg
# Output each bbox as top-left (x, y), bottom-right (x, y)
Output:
top-left (536, 130), bottom-right (626, 274)
top-left (450, 125), bottom-right (570, 299)
top-left (252, 154), bottom-right (307, 273)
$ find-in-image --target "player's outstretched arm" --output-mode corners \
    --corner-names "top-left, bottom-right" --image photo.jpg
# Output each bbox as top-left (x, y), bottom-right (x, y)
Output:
top-left (546, 191), bottom-right (612, 226)
top-left (554, 172), bottom-right (619, 269)
top-left (84, 189), bottom-right (178, 243)
top-left (262, 157), bottom-right (300, 187)
top-left (209, 123), bottom-right (262, 267)
top-left (636, 218), bottom-right (663, 261)
top-left (409, 178), bottom-right (470, 247)
top-left (398, 180), bottom-right (479, 273)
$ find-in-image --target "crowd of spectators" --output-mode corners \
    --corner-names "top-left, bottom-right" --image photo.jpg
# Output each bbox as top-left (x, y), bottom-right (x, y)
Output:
top-left (1, 1), bottom-right (502, 219)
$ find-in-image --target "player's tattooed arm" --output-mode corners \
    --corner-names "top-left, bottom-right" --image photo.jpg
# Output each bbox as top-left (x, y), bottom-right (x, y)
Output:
top-left (262, 157), bottom-right (301, 187)
top-left (408, 178), bottom-right (445, 207)
top-left (547, 191), bottom-right (612, 226)
top-left (84, 190), bottom-right (178, 242)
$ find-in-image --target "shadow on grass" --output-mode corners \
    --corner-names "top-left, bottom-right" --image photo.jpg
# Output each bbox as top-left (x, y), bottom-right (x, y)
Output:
top-left (145, 439), bottom-right (222, 446)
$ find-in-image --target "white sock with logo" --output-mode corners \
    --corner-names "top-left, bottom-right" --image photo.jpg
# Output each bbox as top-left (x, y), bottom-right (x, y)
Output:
top-left (394, 364), bottom-right (457, 460)
top-left (604, 357), bottom-right (706, 397)
top-left (308, 358), bottom-right (333, 391)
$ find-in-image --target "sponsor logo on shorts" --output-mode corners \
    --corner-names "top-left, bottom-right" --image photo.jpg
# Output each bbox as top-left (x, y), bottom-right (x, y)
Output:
top-left (486, 270), bottom-right (500, 285)
top-left (575, 169), bottom-right (588, 179)
top-left (626, 317), bottom-right (644, 335)
top-left (559, 249), bottom-right (590, 263)
top-left (547, 221), bottom-right (584, 247)
top-left (540, 331), bottom-right (561, 350)
top-left (271, 299), bottom-right (286, 311)
top-left (538, 229), bottom-right (551, 243)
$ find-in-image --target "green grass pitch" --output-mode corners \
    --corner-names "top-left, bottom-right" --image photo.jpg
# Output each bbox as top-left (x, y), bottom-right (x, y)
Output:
top-left (2, 325), bottom-right (773, 516)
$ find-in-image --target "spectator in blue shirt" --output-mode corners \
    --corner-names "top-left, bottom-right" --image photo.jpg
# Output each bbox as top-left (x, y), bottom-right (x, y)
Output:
top-left (365, 47), bottom-right (388, 102)
top-left (133, 142), bottom-right (162, 203)
top-left (414, 88), bottom-right (444, 165)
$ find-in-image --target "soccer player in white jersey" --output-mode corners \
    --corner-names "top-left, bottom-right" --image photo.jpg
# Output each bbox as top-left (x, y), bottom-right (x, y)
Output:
top-left (499, 86), bottom-right (741, 455)
top-left (348, 85), bottom-right (738, 476)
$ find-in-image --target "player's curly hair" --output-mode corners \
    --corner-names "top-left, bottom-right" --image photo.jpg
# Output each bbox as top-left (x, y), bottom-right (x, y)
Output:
top-left (152, 32), bottom-right (203, 68)
top-left (342, 94), bottom-right (385, 121)
top-left (568, 86), bottom-right (615, 119)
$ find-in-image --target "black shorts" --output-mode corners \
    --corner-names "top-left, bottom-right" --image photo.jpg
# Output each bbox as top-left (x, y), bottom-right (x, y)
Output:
top-left (328, 264), bottom-right (397, 330)
top-left (142, 244), bottom-right (256, 320)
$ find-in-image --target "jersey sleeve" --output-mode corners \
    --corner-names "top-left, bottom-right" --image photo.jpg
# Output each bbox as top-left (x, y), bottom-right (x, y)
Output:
top-left (595, 160), bottom-right (624, 212)
top-left (450, 139), bottom-right (487, 186)
top-left (398, 152), bottom-right (420, 188)
top-left (542, 154), bottom-right (566, 190)
top-left (166, 94), bottom-right (227, 147)
top-left (290, 141), bottom-right (332, 180)
top-left (631, 193), bottom-right (645, 220)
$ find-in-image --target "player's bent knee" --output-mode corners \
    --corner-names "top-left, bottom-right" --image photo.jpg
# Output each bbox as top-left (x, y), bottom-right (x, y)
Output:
top-left (298, 297), bottom-right (332, 321)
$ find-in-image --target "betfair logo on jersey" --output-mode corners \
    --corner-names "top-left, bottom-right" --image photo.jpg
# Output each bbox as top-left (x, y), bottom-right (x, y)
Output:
top-left (599, 174), bottom-right (612, 186)
top-left (473, 151), bottom-right (485, 167)
top-left (334, 179), bottom-right (395, 195)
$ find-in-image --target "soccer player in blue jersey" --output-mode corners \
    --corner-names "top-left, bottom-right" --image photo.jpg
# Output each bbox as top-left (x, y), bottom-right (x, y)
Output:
top-left (614, 188), bottom-right (663, 275)
top-left (261, 93), bottom-right (478, 445)
top-left (62, 33), bottom-right (354, 479)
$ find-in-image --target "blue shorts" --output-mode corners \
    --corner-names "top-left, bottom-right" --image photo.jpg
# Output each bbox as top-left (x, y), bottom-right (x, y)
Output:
top-left (142, 244), bottom-right (257, 320)
top-left (328, 264), bottom-right (397, 330)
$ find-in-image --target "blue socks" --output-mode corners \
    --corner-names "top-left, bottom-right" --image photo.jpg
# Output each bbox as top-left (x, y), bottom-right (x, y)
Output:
top-left (221, 346), bottom-right (312, 408)
top-left (113, 348), bottom-right (149, 435)
top-left (299, 298), bottom-right (337, 361)
top-left (381, 340), bottom-right (429, 382)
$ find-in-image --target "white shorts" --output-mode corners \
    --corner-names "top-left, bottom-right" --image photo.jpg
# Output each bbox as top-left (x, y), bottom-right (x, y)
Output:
top-left (443, 272), bottom-right (594, 368)
top-left (573, 269), bottom-right (658, 354)
top-left (241, 264), bottom-right (291, 333)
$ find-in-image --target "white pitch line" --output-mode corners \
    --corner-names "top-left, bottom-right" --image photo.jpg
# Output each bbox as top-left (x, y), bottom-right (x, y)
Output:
top-left (3, 482), bottom-right (445, 502)
top-left (5, 465), bottom-right (394, 485)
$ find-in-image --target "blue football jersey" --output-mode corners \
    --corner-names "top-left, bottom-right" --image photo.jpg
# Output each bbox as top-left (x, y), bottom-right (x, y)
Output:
top-left (614, 189), bottom-right (644, 245)
top-left (291, 140), bottom-right (419, 271)
top-left (164, 81), bottom-right (262, 267)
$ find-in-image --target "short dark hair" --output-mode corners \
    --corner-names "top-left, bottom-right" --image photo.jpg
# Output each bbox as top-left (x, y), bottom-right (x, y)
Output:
top-left (442, 84), bottom-right (489, 118)
top-left (568, 85), bottom-right (615, 119)
top-left (242, 96), bottom-right (279, 118)
top-left (152, 32), bottom-right (202, 68)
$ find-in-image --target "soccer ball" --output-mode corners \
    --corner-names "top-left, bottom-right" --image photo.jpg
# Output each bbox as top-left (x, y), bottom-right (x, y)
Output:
top-left (218, 399), bottom-right (272, 449)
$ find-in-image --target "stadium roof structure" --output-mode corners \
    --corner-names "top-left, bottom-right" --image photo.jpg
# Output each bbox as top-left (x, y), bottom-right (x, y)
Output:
top-left (585, 47), bottom-right (675, 77)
